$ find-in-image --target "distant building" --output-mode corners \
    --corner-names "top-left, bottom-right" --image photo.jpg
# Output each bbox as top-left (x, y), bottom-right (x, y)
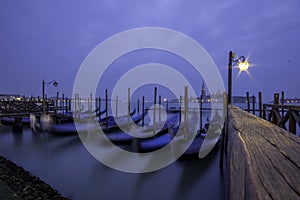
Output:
top-left (0, 94), bottom-right (23, 101)
top-left (232, 96), bottom-right (256, 103)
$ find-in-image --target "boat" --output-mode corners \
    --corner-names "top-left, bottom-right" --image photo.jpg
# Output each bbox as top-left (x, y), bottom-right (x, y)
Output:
top-left (1, 117), bottom-right (30, 127)
top-left (49, 109), bottom-right (141, 136)
top-left (131, 113), bottom-right (181, 152)
top-left (99, 109), bottom-right (139, 131)
top-left (50, 122), bottom-right (97, 136)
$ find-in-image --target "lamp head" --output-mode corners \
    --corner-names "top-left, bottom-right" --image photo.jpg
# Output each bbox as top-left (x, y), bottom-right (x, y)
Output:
top-left (237, 56), bottom-right (250, 72)
top-left (53, 81), bottom-right (58, 87)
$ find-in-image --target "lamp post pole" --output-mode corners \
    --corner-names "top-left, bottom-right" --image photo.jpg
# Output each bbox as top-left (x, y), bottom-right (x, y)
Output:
top-left (228, 51), bottom-right (233, 104)
top-left (42, 79), bottom-right (58, 114)
top-left (42, 79), bottom-right (46, 113)
top-left (227, 51), bottom-right (250, 104)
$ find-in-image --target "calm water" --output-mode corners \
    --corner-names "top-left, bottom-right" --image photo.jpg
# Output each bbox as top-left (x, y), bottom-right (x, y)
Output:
top-left (0, 106), bottom-right (225, 200)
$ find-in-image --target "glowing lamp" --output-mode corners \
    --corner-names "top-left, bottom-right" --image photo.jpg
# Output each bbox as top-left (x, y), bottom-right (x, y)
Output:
top-left (238, 60), bottom-right (250, 71)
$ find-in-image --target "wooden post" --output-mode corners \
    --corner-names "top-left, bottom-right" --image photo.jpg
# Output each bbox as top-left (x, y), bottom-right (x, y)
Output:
top-left (127, 88), bottom-right (130, 124)
top-left (166, 100), bottom-right (168, 111)
top-left (274, 93), bottom-right (280, 105)
top-left (90, 92), bottom-right (93, 119)
top-left (258, 92), bottom-right (262, 118)
top-left (281, 91), bottom-right (285, 120)
top-left (98, 97), bottom-right (101, 121)
top-left (95, 96), bottom-right (98, 113)
top-left (55, 92), bottom-right (59, 115)
top-left (252, 95), bottom-right (255, 115)
top-left (68, 97), bottom-right (72, 112)
top-left (246, 92), bottom-right (250, 112)
top-left (179, 96), bottom-right (182, 124)
top-left (74, 94), bottom-right (77, 118)
top-left (137, 99), bottom-right (140, 114)
top-left (289, 110), bottom-right (296, 134)
top-left (272, 93), bottom-right (280, 124)
top-left (62, 93), bottom-right (65, 115)
top-left (159, 95), bottom-right (161, 121)
top-left (263, 104), bottom-right (266, 120)
top-left (184, 86), bottom-right (188, 138)
top-left (142, 96), bottom-right (145, 126)
top-left (77, 93), bottom-right (81, 118)
top-left (116, 96), bottom-right (118, 118)
top-left (153, 87), bottom-right (157, 133)
top-left (105, 89), bottom-right (108, 130)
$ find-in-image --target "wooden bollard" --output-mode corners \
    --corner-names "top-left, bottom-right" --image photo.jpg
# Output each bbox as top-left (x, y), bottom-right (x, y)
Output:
top-left (184, 86), bottom-right (188, 138)
top-left (258, 92), bottom-right (262, 118)
top-left (252, 95), bottom-right (255, 115)
top-left (127, 88), bottom-right (130, 124)
top-left (105, 89), bottom-right (108, 130)
top-left (116, 96), bottom-right (118, 118)
top-left (74, 94), bottom-right (77, 118)
top-left (137, 99), bottom-right (140, 114)
top-left (289, 110), bottom-right (296, 134)
top-left (153, 87), bottom-right (157, 134)
top-left (281, 91), bottom-right (285, 119)
top-left (98, 97), bottom-right (102, 121)
top-left (166, 99), bottom-right (168, 111)
top-left (89, 92), bottom-right (93, 119)
top-left (274, 93), bottom-right (280, 105)
top-left (62, 93), bottom-right (65, 115)
top-left (159, 95), bottom-right (161, 121)
top-left (179, 96), bottom-right (182, 124)
top-left (55, 92), bottom-right (59, 115)
top-left (246, 92), bottom-right (250, 112)
top-left (142, 96), bottom-right (145, 126)
top-left (272, 93), bottom-right (280, 124)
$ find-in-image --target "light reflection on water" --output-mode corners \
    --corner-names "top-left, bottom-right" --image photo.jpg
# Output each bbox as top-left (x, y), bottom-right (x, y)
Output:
top-left (0, 123), bottom-right (225, 200)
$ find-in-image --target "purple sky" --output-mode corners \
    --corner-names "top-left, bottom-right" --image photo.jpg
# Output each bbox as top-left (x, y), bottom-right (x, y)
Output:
top-left (0, 0), bottom-right (299, 102)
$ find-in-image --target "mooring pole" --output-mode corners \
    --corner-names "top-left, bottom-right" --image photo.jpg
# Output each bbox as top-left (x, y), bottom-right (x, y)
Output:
top-left (252, 95), bottom-right (255, 115)
top-left (259, 92), bottom-right (262, 118)
top-left (137, 99), bottom-right (140, 114)
top-left (246, 92), bottom-right (250, 112)
top-left (128, 88), bottom-right (130, 124)
top-left (153, 87), bottom-right (157, 134)
top-left (115, 96), bottom-right (118, 118)
top-left (184, 86), bottom-right (188, 138)
top-left (159, 95), bottom-right (161, 121)
top-left (142, 96), bottom-right (145, 127)
top-left (281, 91), bottom-right (285, 119)
top-left (98, 97), bottom-right (101, 121)
top-left (106, 89), bottom-right (108, 130)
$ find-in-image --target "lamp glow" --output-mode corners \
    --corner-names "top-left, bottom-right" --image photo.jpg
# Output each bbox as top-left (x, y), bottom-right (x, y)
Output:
top-left (238, 60), bottom-right (250, 71)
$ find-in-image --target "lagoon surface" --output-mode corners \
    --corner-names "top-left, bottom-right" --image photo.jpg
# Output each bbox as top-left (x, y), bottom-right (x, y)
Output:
top-left (0, 124), bottom-right (225, 200)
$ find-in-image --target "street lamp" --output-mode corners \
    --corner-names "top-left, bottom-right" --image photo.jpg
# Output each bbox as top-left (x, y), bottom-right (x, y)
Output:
top-left (228, 51), bottom-right (250, 104)
top-left (42, 79), bottom-right (58, 113)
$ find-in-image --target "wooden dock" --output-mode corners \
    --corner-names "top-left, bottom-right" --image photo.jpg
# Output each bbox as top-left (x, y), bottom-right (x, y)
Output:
top-left (226, 105), bottom-right (300, 199)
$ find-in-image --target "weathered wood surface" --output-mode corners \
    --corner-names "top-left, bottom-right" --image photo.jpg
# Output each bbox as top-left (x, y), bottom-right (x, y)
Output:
top-left (227, 105), bottom-right (300, 200)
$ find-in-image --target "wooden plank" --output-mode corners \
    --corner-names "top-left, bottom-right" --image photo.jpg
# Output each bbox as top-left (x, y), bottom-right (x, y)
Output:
top-left (227, 105), bottom-right (300, 200)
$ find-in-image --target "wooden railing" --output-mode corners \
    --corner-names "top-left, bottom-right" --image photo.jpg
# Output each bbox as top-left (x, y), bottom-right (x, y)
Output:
top-left (263, 103), bottom-right (300, 134)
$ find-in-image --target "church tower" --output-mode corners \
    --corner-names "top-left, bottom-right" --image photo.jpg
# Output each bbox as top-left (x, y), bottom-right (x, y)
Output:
top-left (201, 81), bottom-right (206, 99)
